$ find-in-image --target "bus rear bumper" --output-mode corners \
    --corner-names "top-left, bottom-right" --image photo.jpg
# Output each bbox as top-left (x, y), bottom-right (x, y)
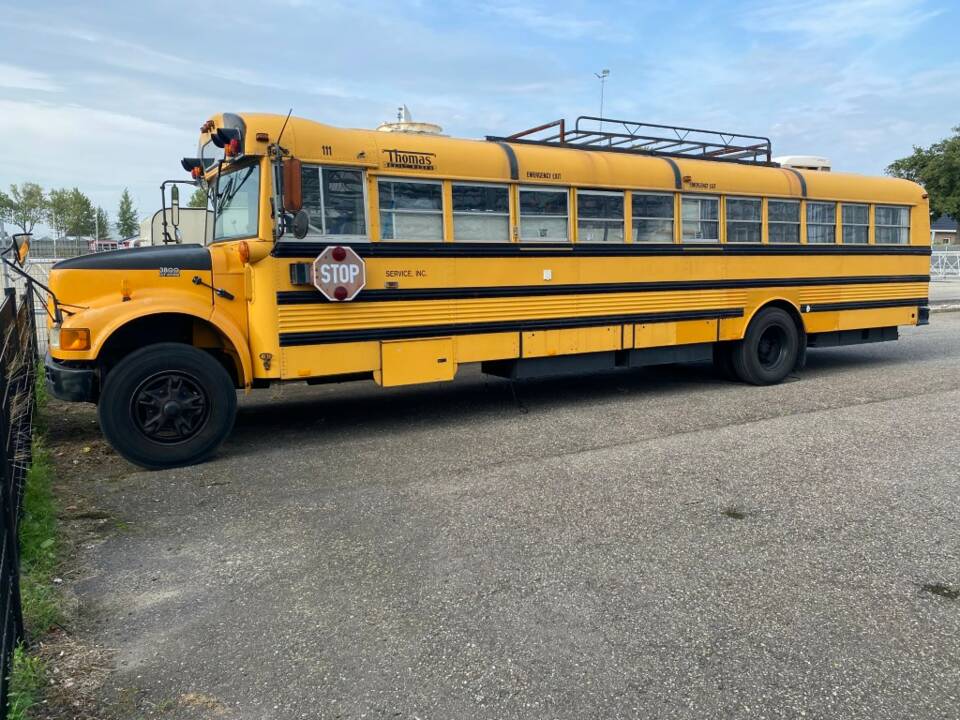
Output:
top-left (45, 351), bottom-right (98, 403)
top-left (918, 305), bottom-right (930, 326)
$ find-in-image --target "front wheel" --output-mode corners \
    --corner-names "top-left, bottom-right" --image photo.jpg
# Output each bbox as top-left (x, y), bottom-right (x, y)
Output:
top-left (98, 343), bottom-right (237, 470)
top-left (731, 307), bottom-right (800, 385)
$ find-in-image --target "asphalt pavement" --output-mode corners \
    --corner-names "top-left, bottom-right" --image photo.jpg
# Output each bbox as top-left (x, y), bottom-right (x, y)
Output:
top-left (63, 313), bottom-right (960, 720)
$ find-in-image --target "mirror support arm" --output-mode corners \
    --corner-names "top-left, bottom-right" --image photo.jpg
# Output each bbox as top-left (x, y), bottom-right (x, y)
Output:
top-left (269, 143), bottom-right (291, 241)
top-left (0, 248), bottom-right (63, 324)
top-left (159, 179), bottom-right (200, 245)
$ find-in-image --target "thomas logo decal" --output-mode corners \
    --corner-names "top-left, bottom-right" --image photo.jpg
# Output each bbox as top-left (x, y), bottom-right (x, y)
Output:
top-left (383, 149), bottom-right (436, 171)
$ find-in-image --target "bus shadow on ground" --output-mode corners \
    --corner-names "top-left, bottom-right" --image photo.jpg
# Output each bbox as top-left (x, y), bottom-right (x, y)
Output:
top-left (226, 342), bottom-right (926, 447)
top-left (229, 363), bottom-right (718, 439)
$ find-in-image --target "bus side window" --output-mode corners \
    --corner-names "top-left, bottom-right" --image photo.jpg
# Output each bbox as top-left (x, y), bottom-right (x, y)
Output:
top-left (875, 205), bottom-right (910, 244)
top-left (632, 193), bottom-right (674, 242)
top-left (726, 197), bottom-right (762, 243)
top-left (300, 165), bottom-right (367, 238)
top-left (452, 183), bottom-right (510, 242)
top-left (519, 187), bottom-right (569, 242)
top-left (379, 179), bottom-right (444, 241)
top-left (842, 204), bottom-right (869, 244)
top-left (577, 190), bottom-right (624, 243)
top-left (768, 199), bottom-right (801, 243)
top-left (806, 201), bottom-right (837, 244)
top-left (681, 195), bottom-right (719, 242)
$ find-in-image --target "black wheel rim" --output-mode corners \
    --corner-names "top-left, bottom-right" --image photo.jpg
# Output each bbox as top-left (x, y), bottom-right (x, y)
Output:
top-left (131, 371), bottom-right (210, 444)
top-left (757, 325), bottom-right (788, 370)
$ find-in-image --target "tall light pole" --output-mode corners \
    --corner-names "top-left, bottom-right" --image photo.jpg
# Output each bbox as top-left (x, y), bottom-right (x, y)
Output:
top-left (595, 69), bottom-right (610, 130)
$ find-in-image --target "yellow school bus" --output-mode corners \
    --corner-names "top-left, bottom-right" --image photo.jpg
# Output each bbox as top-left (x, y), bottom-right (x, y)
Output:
top-left (43, 112), bottom-right (930, 469)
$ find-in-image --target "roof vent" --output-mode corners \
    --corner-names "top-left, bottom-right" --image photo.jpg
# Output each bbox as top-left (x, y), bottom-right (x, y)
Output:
top-left (774, 155), bottom-right (831, 172)
top-left (377, 105), bottom-right (443, 135)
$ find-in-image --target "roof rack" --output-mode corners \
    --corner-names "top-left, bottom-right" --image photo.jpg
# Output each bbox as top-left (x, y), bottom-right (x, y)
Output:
top-left (487, 116), bottom-right (774, 165)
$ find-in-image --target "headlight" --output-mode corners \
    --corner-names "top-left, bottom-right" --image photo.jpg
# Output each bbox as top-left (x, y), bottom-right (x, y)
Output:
top-left (48, 324), bottom-right (60, 350)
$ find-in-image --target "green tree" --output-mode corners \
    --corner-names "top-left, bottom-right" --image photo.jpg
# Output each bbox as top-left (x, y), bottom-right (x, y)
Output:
top-left (887, 126), bottom-right (960, 221)
top-left (95, 207), bottom-right (110, 240)
top-left (60, 188), bottom-right (94, 238)
top-left (46, 188), bottom-right (71, 239)
top-left (187, 187), bottom-right (208, 209)
top-left (0, 182), bottom-right (47, 234)
top-left (116, 188), bottom-right (139, 238)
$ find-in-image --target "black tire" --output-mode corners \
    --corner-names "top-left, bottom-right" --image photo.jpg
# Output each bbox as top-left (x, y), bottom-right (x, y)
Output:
top-left (731, 307), bottom-right (800, 385)
top-left (97, 343), bottom-right (237, 470)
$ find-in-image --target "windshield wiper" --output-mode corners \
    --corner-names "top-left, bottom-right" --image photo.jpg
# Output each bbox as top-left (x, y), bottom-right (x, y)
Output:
top-left (218, 167), bottom-right (254, 207)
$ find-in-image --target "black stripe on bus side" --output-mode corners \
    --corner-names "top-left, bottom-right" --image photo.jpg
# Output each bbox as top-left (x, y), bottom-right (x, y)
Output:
top-left (276, 274), bottom-right (931, 305)
top-left (277, 308), bottom-right (744, 347)
top-left (661, 157), bottom-right (682, 190)
top-left (272, 241), bottom-right (931, 259)
top-left (800, 297), bottom-right (927, 313)
top-left (495, 142), bottom-right (519, 181)
top-left (782, 168), bottom-right (808, 197)
top-left (720, 244), bottom-right (931, 255)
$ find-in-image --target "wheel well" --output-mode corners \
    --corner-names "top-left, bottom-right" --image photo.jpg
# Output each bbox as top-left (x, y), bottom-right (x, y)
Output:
top-left (98, 313), bottom-right (242, 388)
top-left (753, 300), bottom-right (805, 339)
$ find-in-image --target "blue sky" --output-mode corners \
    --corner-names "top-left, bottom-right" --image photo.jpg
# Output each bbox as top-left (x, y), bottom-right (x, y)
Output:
top-left (1, 0), bottom-right (958, 236)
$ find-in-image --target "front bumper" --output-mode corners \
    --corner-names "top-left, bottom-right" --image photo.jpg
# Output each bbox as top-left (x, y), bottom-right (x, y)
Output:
top-left (45, 351), bottom-right (98, 403)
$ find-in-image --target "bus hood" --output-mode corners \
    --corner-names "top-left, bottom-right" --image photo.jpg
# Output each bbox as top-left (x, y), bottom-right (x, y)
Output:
top-left (52, 244), bottom-right (212, 272)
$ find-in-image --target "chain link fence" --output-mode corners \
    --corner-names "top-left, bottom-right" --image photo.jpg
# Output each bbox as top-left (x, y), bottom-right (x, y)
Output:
top-left (0, 236), bottom-right (126, 353)
top-left (1, 262), bottom-right (55, 354)
top-left (26, 237), bottom-right (89, 260)
top-left (0, 289), bottom-right (38, 716)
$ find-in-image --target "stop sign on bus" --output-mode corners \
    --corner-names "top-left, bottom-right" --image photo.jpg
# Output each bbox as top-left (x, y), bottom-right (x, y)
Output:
top-left (312, 246), bottom-right (365, 302)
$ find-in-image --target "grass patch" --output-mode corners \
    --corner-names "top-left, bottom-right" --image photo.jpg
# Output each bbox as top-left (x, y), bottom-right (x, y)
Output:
top-left (19, 437), bottom-right (61, 635)
top-left (8, 367), bottom-right (61, 716)
top-left (7, 645), bottom-right (45, 720)
top-left (32, 368), bottom-right (47, 435)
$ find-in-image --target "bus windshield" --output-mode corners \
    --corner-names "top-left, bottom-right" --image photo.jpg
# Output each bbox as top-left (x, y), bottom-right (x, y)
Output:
top-left (213, 162), bottom-right (260, 242)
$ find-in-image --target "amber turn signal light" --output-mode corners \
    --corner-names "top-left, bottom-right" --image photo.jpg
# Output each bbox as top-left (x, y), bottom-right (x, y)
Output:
top-left (60, 328), bottom-right (91, 351)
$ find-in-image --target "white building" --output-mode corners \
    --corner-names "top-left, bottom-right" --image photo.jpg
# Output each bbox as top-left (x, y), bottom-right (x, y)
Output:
top-left (139, 207), bottom-right (212, 246)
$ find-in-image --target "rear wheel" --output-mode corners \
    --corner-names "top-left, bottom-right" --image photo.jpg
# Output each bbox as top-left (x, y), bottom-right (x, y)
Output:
top-left (731, 307), bottom-right (800, 385)
top-left (98, 343), bottom-right (237, 469)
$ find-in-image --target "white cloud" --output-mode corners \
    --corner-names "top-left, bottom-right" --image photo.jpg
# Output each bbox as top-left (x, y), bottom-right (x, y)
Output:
top-left (0, 63), bottom-right (59, 91)
top-left (741, 0), bottom-right (942, 44)
top-left (0, 11), bottom-right (335, 95)
top-left (486, 2), bottom-right (625, 40)
top-left (0, 99), bottom-right (194, 226)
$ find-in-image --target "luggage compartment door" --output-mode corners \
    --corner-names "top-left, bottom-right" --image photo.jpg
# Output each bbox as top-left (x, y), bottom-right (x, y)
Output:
top-left (377, 338), bottom-right (457, 387)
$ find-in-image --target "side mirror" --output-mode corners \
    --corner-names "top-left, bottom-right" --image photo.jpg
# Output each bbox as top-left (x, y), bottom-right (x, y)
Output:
top-left (171, 185), bottom-right (181, 227)
top-left (11, 233), bottom-right (30, 266)
top-left (283, 158), bottom-right (303, 213)
top-left (292, 210), bottom-right (310, 239)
